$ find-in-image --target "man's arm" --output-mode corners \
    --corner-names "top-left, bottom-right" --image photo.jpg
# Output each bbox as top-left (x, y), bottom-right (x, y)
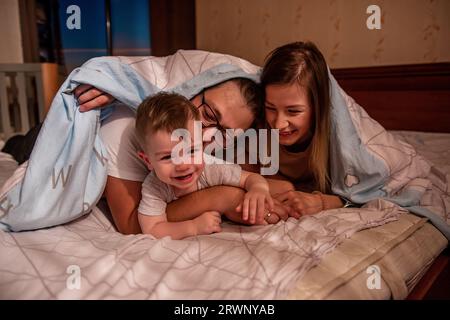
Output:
top-left (104, 175), bottom-right (142, 234)
top-left (105, 174), bottom-right (247, 233)
top-left (166, 186), bottom-right (246, 222)
top-left (105, 175), bottom-right (295, 233)
top-left (166, 179), bottom-right (295, 223)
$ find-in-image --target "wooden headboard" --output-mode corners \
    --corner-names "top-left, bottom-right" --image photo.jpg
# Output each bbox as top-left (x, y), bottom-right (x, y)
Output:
top-left (332, 63), bottom-right (450, 133)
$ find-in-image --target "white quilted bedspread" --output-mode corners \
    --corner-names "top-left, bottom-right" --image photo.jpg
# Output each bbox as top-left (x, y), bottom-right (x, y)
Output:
top-left (1, 129), bottom-right (449, 299)
top-left (0, 198), bottom-right (400, 299)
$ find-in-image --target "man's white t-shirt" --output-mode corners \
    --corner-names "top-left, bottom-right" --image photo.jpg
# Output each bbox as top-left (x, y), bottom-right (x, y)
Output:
top-left (99, 104), bottom-right (148, 182)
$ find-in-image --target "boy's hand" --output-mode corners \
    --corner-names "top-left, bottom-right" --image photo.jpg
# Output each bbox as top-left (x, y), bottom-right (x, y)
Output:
top-left (193, 211), bottom-right (222, 235)
top-left (236, 184), bottom-right (274, 225)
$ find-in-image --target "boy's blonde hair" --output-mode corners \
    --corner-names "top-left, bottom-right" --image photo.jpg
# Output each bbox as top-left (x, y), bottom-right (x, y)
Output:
top-left (135, 92), bottom-right (200, 149)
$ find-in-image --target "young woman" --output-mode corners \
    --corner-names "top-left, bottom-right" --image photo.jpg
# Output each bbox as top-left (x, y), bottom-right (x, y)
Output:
top-left (261, 41), bottom-right (345, 217)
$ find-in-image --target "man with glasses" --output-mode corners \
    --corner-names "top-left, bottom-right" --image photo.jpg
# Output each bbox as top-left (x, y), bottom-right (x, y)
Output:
top-left (195, 85), bottom-right (246, 149)
top-left (77, 78), bottom-right (290, 234)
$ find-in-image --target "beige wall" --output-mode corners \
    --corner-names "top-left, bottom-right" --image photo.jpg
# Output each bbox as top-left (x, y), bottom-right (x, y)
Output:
top-left (0, 0), bottom-right (23, 63)
top-left (196, 0), bottom-right (450, 68)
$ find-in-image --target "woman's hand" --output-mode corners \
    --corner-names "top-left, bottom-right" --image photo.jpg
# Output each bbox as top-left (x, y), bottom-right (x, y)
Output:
top-left (74, 84), bottom-right (115, 112)
top-left (269, 198), bottom-right (290, 221)
top-left (238, 197), bottom-right (289, 225)
top-left (273, 190), bottom-right (323, 218)
top-left (262, 197), bottom-right (291, 224)
top-left (264, 212), bottom-right (280, 224)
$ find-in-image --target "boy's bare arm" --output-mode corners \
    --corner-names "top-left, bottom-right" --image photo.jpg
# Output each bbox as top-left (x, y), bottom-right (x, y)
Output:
top-left (139, 211), bottom-right (222, 239)
top-left (139, 214), bottom-right (197, 239)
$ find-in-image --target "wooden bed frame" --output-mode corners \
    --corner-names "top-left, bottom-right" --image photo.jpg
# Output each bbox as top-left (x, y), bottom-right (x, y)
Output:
top-left (332, 63), bottom-right (450, 133)
top-left (407, 248), bottom-right (450, 299)
top-left (333, 62), bottom-right (450, 299)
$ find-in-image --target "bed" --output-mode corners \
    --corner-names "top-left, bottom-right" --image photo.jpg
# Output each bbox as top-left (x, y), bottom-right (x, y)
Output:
top-left (0, 130), bottom-right (448, 300)
top-left (0, 62), bottom-right (449, 300)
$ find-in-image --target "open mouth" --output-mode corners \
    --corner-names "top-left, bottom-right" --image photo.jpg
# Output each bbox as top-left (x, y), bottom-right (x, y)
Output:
top-left (279, 130), bottom-right (297, 137)
top-left (173, 173), bottom-right (194, 182)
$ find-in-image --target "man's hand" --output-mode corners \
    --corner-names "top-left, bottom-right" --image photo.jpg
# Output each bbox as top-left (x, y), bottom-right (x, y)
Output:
top-left (74, 84), bottom-right (115, 112)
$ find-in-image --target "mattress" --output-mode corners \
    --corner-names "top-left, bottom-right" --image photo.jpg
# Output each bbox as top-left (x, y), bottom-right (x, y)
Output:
top-left (0, 131), bottom-right (448, 299)
top-left (288, 213), bottom-right (447, 299)
top-left (289, 130), bottom-right (450, 299)
top-left (0, 196), bottom-right (404, 299)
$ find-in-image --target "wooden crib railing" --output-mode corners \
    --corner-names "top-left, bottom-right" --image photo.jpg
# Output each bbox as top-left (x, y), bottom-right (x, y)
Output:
top-left (0, 63), bottom-right (59, 140)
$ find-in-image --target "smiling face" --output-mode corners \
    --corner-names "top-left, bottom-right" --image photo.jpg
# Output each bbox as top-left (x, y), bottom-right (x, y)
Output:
top-left (265, 82), bottom-right (314, 147)
top-left (190, 80), bottom-right (255, 135)
top-left (140, 119), bottom-right (204, 195)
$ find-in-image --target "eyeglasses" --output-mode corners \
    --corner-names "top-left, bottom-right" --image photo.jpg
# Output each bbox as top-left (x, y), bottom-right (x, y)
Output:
top-left (196, 91), bottom-right (235, 149)
top-left (197, 92), bottom-right (226, 132)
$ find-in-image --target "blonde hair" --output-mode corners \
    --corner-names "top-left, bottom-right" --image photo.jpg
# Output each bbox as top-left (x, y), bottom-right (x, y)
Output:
top-left (135, 92), bottom-right (199, 150)
top-left (261, 41), bottom-right (331, 193)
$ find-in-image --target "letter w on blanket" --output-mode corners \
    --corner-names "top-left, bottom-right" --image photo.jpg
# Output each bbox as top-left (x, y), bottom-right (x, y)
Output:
top-left (0, 50), bottom-right (259, 231)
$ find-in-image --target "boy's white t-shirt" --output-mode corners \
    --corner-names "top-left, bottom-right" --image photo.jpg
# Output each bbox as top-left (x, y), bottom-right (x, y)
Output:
top-left (138, 161), bottom-right (242, 217)
top-left (99, 104), bottom-right (148, 182)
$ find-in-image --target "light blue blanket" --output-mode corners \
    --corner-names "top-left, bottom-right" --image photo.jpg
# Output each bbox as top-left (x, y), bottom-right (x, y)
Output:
top-left (0, 52), bottom-right (259, 231)
top-left (0, 50), bottom-right (448, 239)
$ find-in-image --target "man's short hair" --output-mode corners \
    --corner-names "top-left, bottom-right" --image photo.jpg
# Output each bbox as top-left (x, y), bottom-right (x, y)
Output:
top-left (220, 78), bottom-right (264, 128)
